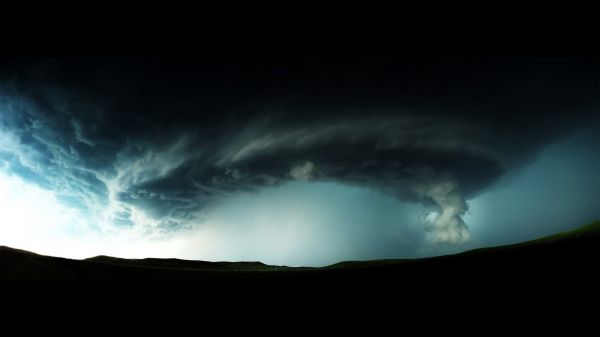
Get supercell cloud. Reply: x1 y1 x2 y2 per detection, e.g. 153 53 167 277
0 58 597 261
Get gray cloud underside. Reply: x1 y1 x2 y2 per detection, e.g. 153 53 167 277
0 58 597 240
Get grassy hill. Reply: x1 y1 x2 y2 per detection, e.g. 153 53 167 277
2 221 599 281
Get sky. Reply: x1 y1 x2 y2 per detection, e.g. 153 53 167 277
0 58 598 266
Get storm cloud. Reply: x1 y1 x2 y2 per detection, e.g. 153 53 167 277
0 58 597 245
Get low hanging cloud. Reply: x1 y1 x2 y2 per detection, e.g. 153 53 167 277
414 174 469 243
0 58 597 244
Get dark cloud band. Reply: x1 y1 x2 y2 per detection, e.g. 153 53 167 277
0 58 597 240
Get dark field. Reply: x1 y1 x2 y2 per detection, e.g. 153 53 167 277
2 221 599 286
